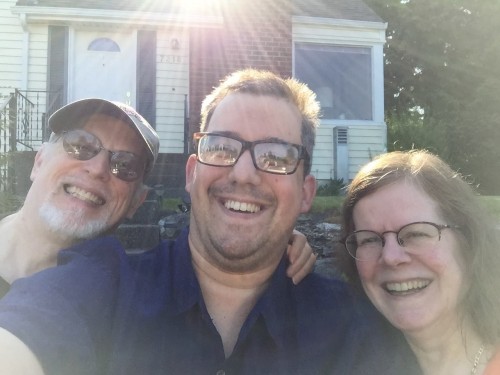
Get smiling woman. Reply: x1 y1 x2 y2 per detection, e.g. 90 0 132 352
338 149 500 375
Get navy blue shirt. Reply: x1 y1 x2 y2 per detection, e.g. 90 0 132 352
108 228 419 374
0 236 127 375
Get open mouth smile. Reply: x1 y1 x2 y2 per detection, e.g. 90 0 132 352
64 184 105 206
384 279 430 295
224 199 261 213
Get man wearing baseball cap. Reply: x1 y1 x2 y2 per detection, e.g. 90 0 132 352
0 98 159 292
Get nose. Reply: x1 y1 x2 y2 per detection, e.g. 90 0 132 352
228 149 261 185
82 150 111 181
380 233 411 266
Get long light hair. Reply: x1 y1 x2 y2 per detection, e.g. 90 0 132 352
339 150 500 346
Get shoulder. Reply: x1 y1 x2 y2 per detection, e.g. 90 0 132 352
116 229 194 313
127 228 190 277
57 235 128 270
293 273 357 311
292 274 420 374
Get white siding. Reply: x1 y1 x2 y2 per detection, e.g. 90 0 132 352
156 28 189 154
0 2 48 152
27 24 48 92
310 125 334 180
0 0 24 97
346 124 386 179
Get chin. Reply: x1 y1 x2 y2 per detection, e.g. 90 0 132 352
40 203 109 240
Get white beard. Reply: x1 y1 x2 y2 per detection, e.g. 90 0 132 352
39 201 111 241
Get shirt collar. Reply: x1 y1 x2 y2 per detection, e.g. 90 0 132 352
170 230 297 349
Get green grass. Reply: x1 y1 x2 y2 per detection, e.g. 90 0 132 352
310 196 344 214
161 198 186 212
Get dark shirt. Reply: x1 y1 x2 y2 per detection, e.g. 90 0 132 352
108 228 419 375
0 236 127 375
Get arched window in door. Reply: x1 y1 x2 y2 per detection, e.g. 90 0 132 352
88 37 120 52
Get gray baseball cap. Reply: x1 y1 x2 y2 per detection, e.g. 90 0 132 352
48 98 159 176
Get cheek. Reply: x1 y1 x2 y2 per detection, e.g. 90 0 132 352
355 260 376 282
111 183 139 211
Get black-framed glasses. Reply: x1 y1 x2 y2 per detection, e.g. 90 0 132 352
194 132 309 175
60 129 145 182
341 221 460 262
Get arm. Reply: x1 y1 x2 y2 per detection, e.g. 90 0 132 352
286 229 317 285
0 236 127 375
0 327 44 374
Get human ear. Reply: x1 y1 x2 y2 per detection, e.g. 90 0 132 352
30 144 47 182
300 174 317 213
185 154 198 194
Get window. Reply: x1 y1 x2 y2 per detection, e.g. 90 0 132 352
295 43 372 120
88 38 120 52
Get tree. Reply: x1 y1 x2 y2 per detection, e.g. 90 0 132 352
365 0 500 194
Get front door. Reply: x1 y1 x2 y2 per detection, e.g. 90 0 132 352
71 30 136 105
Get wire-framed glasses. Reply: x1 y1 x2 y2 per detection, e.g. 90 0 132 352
342 221 460 262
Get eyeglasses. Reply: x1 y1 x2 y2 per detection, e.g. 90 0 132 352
193 132 309 175
60 129 144 182
342 221 460 262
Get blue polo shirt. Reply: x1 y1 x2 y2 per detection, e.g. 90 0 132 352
108 228 419 374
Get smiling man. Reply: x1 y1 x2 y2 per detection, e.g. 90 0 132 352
106 69 419 374
0 99 157 291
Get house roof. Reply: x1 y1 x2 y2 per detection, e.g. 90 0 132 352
16 0 383 23
14 0 217 15
292 0 383 22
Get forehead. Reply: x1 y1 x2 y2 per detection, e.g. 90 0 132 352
208 93 302 142
80 113 146 155
354 181 442 227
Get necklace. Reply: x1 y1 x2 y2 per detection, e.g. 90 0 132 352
471 344 485 375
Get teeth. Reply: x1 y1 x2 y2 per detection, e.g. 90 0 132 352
65 185 104 205
224 200 261 213
386 280 430 293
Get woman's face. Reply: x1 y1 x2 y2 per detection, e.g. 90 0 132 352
353 180 466 337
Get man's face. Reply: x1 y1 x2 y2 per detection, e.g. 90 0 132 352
186 93 316 272
29 114 147 240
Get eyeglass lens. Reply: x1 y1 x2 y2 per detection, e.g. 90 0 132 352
61 129 143 182
345 222 444 261
196 133 303 175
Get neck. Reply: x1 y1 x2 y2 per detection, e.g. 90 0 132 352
405 322 489 375
0 209 76 283
189 237 276 358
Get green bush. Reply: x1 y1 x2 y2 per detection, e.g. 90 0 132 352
316 178 345 197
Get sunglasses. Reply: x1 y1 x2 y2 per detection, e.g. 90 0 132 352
60 129 145 182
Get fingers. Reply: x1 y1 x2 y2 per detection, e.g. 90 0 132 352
291 251 317 285
286 229 317 285
287 229 307 264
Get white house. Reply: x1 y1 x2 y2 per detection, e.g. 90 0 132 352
0 0 387 196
